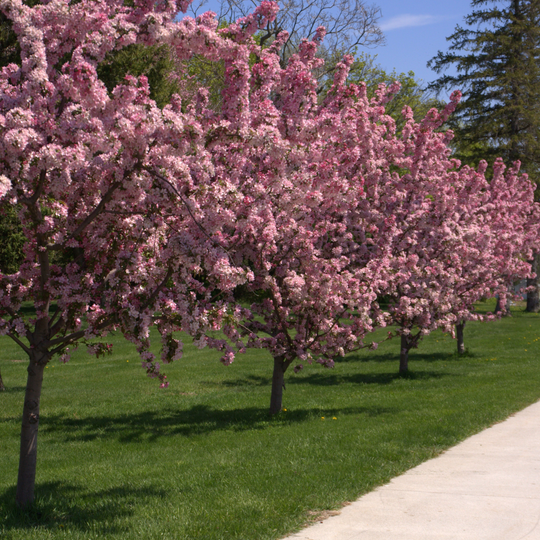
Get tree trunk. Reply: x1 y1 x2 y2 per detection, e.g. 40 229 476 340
16 351 47 508
456 321 466 355
0 368 5 391
269 355 291 415
495 294 511 315
399 334 411 375
526 253 539 313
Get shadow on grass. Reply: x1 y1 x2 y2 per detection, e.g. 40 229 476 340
0 385 26 394
340 351 469 364
417 350 481 362
40 404 395 444
219 370 449 389
220 374 270 387
198 374 271 389
289 369 451 387
0 481 167 536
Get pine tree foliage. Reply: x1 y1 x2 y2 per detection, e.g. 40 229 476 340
428 0 540 184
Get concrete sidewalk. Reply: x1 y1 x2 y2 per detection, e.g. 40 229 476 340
283 400 540 540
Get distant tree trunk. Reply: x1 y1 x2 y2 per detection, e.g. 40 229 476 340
0 367 5 391
399 334 411 375
269 355 292 415
16 350 47 508
526 253 539 313
495 293 511 315
456 321 466 355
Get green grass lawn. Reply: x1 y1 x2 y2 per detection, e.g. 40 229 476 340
1 301 540 539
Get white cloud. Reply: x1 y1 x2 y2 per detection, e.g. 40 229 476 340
379 14 440 32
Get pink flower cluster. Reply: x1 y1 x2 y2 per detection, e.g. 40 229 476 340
0 0 538 385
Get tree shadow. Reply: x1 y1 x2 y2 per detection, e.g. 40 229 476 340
0 415 20 425
39 403 395 444
290 372 397 386
0 385 26 394
289 369 451 388
0 481 167 535
210 374 270 388
199 375 272 388
340 350 465 364
412 348 482 362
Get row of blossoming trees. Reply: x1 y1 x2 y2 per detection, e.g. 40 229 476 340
0 0 539 507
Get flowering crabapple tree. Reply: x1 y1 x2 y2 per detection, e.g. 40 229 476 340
356 95 540 371
0 0 279 507
449 158 540 354
375 96 488 372
328 89 467 374
197 36 538 410
197 48 424 415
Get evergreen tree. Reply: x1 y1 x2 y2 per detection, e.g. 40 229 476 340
428 0 540 179
428 0 540 312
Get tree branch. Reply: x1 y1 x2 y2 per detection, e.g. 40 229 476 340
145 167 229 252
7 333 31 355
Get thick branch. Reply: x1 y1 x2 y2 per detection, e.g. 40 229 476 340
19 170 47 207
140 267 174 312
64 181 122 244
7 333 31 355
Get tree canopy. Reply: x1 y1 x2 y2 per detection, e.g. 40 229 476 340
190 0 384 87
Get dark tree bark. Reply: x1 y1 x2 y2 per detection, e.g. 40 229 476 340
456 321 466 354
526 253 539 312
16 350 47 508
269 355 292 415
399 334 411 375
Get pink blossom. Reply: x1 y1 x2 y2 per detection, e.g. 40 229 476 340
0 175 11 198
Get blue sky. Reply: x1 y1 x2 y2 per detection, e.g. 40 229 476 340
373 0 473 95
